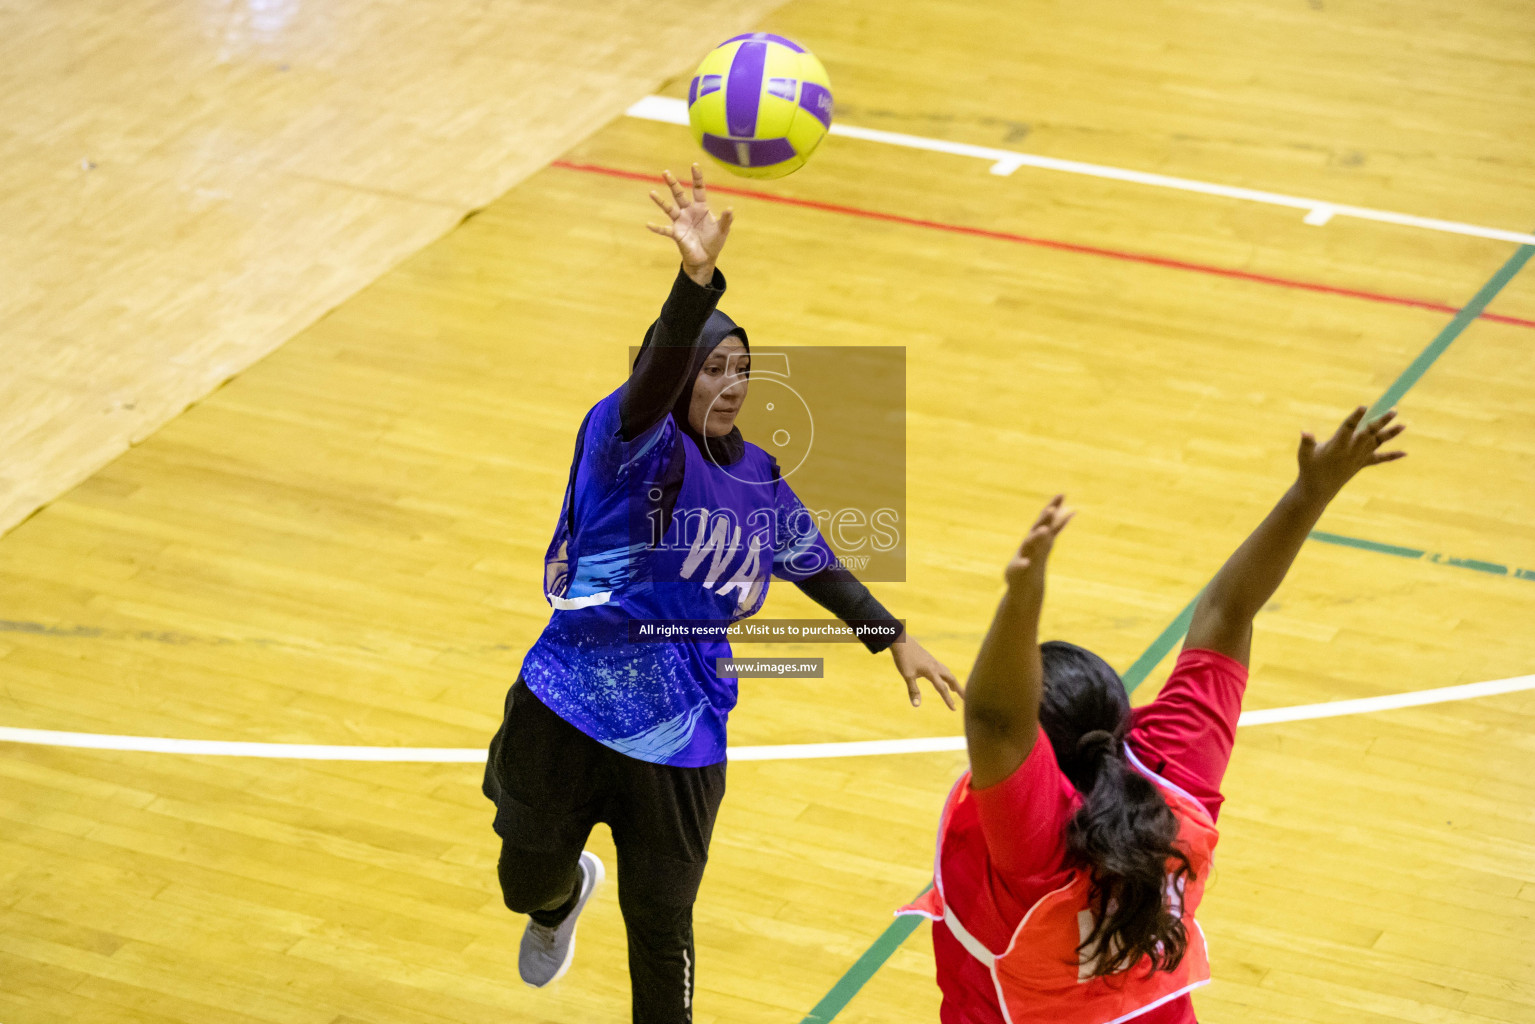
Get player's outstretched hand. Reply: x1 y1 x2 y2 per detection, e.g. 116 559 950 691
1003 494 1074 592
889 633 964 710
1297 406 1407 503
646 164 734 286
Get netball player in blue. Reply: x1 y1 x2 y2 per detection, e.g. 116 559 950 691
483 165 960 1022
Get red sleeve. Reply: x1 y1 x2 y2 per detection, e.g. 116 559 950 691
971 735 1080 887
1127 647 1249 823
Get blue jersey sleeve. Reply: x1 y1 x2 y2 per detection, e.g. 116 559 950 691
771 473 904 653
770 475 839 582
581 385 676 486
546 387 675 605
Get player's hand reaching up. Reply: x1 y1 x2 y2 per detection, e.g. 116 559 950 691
647 164 734 287
1004 494 1075 594
1297 406 1407 504
1185 405 1409 666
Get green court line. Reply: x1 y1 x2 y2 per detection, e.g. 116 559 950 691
1307 531 1424 559
1367 244 1535 418
800 890 931 1024
1428 553 1508 576
798 241 1535 1022
1120 595 1202 693
1310 530 1535 580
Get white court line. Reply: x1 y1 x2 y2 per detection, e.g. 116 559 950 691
0 674 1529 763
0 730 486 762
1234 673 1535 726
626 95 1535 247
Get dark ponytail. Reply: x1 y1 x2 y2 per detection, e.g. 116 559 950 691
1039 642 1193 978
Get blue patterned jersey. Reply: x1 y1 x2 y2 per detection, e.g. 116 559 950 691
520 384 836 766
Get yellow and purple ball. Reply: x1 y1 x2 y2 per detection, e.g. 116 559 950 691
686 34 833 180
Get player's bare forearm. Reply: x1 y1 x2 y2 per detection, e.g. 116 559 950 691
965 585 1043 728
964 586 1044 787
965 496 1072 788
1189 483 1326 655
1186 407 1407 665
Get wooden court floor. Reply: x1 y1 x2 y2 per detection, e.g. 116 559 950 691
3 0 1534 1022
0 0 785 537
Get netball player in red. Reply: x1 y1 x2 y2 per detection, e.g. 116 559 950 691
902 406 1406 1023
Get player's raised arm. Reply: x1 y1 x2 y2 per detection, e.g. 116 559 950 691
1184 406 1407 667
621 165 737 441
964 495 1074 788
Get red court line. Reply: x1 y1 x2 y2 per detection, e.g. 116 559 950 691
551 159 1535 331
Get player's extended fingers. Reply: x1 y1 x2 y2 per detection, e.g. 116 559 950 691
691 163 708 204
1367 409 1398 433
941 665 966 700
664 169 691 207
1031 495 1063 529
1371 449 1408 464
927 670 958 711
1375 422 1407 446
904 673 922 708
1339 405 1368 437
716 207 735 236
644 222 675 238
649 190 679 220
1357 409 1395 450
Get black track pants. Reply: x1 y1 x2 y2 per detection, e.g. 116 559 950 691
484 677 726 1024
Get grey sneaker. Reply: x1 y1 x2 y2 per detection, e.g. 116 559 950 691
519 850 604 988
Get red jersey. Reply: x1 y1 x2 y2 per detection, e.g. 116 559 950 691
913 648 1247 1024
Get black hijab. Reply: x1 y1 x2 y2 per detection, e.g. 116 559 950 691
633 308 750 466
